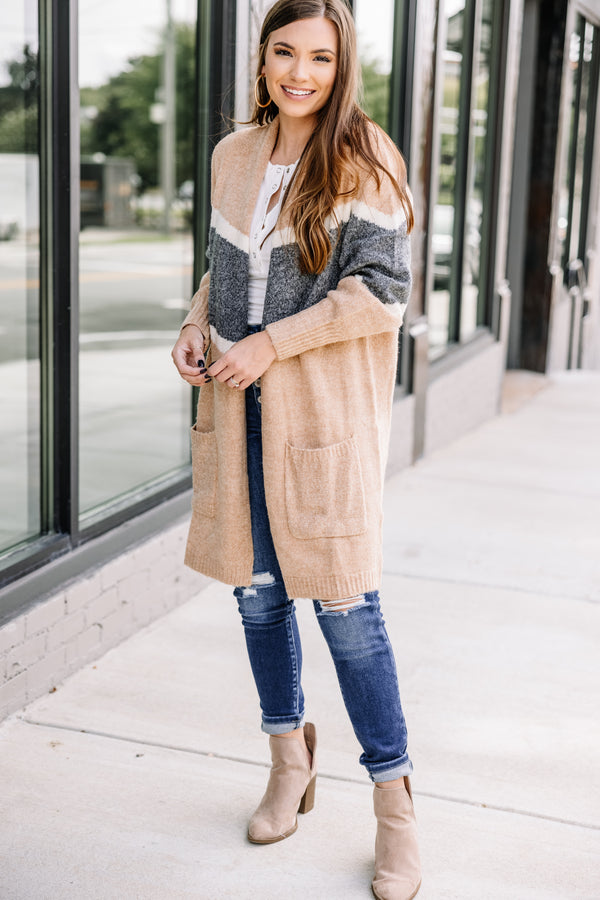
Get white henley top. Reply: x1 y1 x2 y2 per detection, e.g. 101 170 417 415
248 159 298 325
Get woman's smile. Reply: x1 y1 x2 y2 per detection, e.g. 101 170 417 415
281 86 316 98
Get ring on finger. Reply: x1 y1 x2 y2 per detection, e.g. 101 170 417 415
229 377 240 388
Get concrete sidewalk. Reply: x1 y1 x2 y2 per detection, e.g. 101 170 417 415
1 371 599 900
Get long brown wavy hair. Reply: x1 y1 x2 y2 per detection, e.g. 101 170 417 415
251 0 414 274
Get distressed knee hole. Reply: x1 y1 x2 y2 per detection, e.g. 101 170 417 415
317 594 367 614
251 571 276 587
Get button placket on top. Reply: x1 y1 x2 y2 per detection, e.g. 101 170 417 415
250 162 297 272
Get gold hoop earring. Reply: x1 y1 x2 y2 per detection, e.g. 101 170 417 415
254 75 271 109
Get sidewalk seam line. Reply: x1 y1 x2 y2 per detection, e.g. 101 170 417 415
18 716 600 833
380 569 599 605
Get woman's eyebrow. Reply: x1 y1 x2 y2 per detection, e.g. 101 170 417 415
273 40 336 55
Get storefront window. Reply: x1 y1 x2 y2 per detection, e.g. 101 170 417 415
78 0 197 518
0 3 40 552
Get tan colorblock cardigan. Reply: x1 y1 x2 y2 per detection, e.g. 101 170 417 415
181 119 411 600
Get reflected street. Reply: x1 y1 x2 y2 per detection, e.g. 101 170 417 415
0 231 194 363
0 230 196 530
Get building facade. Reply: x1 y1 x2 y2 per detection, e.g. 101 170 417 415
1 0 599 719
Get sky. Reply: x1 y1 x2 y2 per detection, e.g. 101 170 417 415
0 0 196 88
1 0 400 89
78 0 197 87
355 0 396 72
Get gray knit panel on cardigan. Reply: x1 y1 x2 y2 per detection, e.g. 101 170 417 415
207 212 411 344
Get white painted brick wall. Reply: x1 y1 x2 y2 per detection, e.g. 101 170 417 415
0 619 25 655
0 518 207 724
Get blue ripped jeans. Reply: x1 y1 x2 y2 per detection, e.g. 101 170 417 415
233 355 412 783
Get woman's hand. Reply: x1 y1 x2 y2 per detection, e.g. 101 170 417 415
208 330 276 390
171 324 211 386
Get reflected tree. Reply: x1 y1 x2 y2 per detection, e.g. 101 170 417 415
0 44 39 152
80 23 196 191
361 56 390 132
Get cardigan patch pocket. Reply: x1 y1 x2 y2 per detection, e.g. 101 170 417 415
190 426 217 518
285 436 367 540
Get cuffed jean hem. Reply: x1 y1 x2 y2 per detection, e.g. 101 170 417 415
366 756 414 783
261 715 305 735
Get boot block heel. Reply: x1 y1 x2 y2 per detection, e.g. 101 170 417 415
298 773 316 814
248 723 318 844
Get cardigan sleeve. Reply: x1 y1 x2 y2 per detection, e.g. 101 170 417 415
265 139 412 361
180 270 210 350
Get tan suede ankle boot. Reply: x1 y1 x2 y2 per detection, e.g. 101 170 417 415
247 722 317 844
372 777 421 900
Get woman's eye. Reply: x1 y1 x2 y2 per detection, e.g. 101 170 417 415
315 55 332 63
274 48 292 57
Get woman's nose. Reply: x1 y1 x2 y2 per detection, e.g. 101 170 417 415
289 56 308 81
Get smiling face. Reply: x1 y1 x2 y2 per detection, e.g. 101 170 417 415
261 17 339 125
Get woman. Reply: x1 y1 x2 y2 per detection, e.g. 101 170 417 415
172 2 420 897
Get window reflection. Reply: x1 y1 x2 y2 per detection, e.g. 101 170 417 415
568 20 594 267
78 0 197 518
0 5 40 552
558 27 582 269
428 0 465 358
558 17 597 275
354 0 395 131
461 0 491 342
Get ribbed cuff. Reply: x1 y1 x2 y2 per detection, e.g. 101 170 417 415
266 319 340 360
180 308 209 344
